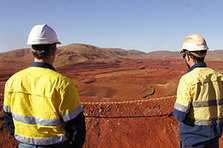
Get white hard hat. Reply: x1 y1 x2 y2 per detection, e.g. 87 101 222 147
27 24 61 45
181 34 208 53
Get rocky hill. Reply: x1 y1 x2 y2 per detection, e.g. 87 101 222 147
55 44 146 67
0 44 147 68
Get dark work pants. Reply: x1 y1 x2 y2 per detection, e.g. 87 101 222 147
180 138 219 148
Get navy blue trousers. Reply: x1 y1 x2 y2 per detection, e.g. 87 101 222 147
180 138 219 148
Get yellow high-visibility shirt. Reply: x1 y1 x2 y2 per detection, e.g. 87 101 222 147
3 65 82 145
174 67 223 125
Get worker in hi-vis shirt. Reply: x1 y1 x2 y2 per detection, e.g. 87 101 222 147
173 34 223 148
3 24 86 148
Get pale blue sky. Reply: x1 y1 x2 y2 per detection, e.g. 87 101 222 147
0 0 223 52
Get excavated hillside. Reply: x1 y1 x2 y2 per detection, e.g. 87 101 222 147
1 45 223 147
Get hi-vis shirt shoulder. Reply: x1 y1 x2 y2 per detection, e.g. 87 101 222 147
3 67 83 145
174 67 223 125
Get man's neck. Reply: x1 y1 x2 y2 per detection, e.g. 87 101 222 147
189 62 195 68
189 61 206 68
34 58 53 65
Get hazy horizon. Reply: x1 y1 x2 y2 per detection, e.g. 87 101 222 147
1 42 223 55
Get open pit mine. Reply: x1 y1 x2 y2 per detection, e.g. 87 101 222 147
1 44 223 148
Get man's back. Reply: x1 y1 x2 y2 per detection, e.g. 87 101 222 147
174 66 223 145
4 65 82 145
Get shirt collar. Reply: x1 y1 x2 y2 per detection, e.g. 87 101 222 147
31 62 56 71
188 62 207 72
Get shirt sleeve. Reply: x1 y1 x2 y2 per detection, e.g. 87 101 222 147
59 78 83 122
3 80 14 135
3 80 11 113
173 76 193 122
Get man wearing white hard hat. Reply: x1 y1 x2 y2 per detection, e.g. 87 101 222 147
3 24 86 148
173 34 223 148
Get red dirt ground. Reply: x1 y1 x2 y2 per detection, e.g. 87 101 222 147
1 51 223 147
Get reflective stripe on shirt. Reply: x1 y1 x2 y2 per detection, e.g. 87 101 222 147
63 105 83 122
3 105 11 113
12 113 62 126
15 134 67 145
194 119 223 126
174 103 189 113
192 99 223 107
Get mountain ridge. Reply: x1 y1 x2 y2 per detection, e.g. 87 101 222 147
0 44 223 69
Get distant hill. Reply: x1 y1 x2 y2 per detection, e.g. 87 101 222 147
146 50 223 61
0 48 31 62
146 51 179 59
206 50 223 61
0 44 147 69
0 48 32 72
56 44 146 67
